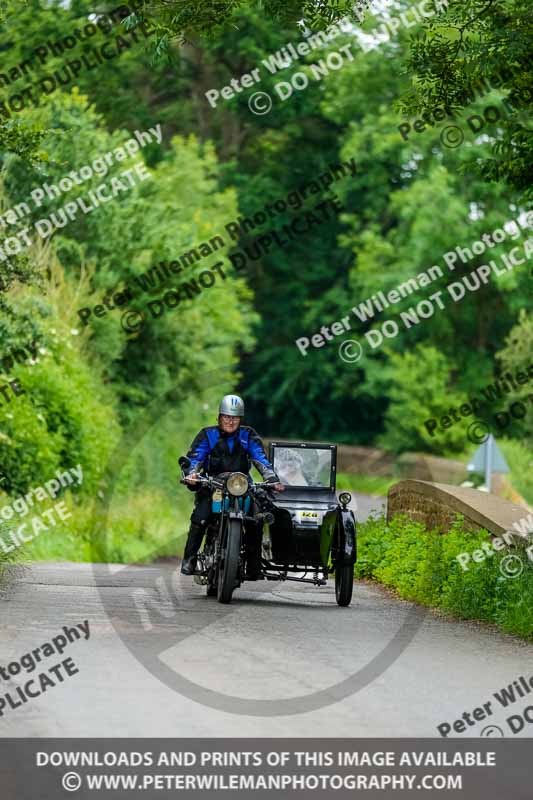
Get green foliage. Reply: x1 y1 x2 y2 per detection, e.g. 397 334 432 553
19 488 187 564
216 7 530 446
0 120 46 163
136 0 365 40
398 0 533 200
0 518 19 574
1 2 529 458
378 345 467 454
0 295 121 497
135 0 533 207
2 89 257 403
356 513 533 639
336 472 396 496
497 310 533 443
498 438 533 506
0 0 529 577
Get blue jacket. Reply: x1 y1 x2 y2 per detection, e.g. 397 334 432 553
185 425 277 479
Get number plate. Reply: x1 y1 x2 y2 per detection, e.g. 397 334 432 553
296 510 321 525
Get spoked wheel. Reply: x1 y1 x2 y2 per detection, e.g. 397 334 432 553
217 518 242 604
335 563 354 607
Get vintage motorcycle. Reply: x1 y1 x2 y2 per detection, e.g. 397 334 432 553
179 457 276 603
179 440 357 606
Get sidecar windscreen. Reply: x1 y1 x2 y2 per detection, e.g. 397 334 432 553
269 442 336 491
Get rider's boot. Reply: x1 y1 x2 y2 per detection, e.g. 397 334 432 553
181 523 204 575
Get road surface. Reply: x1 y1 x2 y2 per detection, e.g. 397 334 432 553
0 492 531 737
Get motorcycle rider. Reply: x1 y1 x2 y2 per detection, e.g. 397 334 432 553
180 394 284 576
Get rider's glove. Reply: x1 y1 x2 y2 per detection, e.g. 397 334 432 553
183 469 202 492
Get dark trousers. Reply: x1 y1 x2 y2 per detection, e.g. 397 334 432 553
190 489 213 527
186 489 262 568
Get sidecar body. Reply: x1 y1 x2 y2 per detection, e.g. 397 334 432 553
262 441 357 597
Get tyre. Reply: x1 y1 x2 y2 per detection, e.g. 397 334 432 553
335 563 353 607
206 564 217 596
204 529 217 596
217 518 242 604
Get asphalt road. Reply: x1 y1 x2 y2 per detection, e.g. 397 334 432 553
1 492 531 738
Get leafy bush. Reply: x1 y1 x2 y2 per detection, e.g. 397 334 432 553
0 316 120 497
498 438 533 506
378 346 468 454
18 488 190 565
497 310 533 444
356 514 533 640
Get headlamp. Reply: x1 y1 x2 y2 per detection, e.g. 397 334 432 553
226 472 249 497
339 492 352 506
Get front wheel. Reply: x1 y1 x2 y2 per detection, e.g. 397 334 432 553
217 518 242 604
335 563 353 607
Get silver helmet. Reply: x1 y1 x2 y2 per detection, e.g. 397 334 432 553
219 394 245 417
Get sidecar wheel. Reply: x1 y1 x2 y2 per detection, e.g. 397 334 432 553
335 564 353 607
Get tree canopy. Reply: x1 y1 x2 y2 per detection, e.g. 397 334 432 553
0 0 531 514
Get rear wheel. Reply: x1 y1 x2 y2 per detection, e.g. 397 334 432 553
217 518 242 604
335 563 353 607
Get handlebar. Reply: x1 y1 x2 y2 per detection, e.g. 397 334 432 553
180 475 280 493
252 480 277 490
180 476 223 489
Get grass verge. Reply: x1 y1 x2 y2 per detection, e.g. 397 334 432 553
355 513 533 641
0 484 193 567
336 472 397 496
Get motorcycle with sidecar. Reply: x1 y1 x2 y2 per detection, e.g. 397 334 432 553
179 440 356 606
